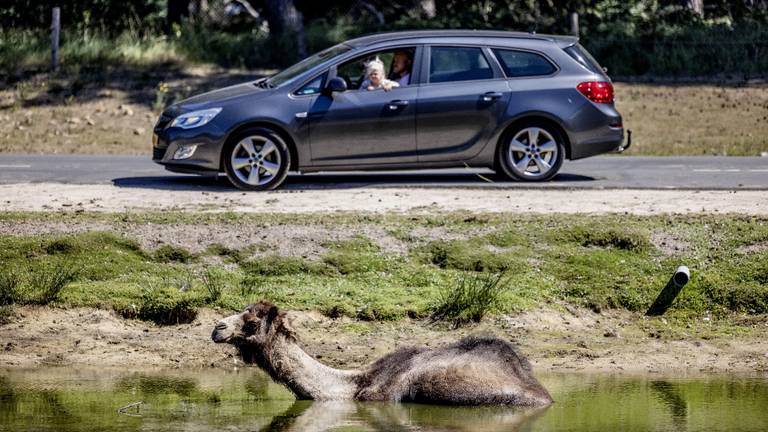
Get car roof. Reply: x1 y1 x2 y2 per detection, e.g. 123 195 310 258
344 29 578 49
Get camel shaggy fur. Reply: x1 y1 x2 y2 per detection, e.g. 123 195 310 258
212 301 552 406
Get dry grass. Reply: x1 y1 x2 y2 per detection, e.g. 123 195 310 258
614 83 768 156
0 77 766 156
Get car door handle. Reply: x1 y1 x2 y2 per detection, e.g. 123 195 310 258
387 100 409 110
482 92 503 102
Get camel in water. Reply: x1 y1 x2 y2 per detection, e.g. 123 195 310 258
211 301 552 406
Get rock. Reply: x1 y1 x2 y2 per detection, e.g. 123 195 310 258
761 152 768 158
603 328 618 338
85 116 96 126
67 117 80 125
133 127 145 136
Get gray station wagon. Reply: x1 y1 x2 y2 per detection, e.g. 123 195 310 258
152 30 626 190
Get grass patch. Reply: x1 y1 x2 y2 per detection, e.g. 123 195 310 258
561 226 650 252
136 287 198 325
419 240 522 272
241 255 336 277
154 245 193 263
0 267 22 305
0 213 765 322
431 272 511 327
26 263 79 305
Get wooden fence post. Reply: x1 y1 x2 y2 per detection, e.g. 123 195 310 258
570 12 579 37
51 7 60 71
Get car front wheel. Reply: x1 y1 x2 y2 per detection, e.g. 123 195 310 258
223 127 290 191
498 122 565 182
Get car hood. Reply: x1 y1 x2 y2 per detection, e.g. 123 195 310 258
170 81 274 113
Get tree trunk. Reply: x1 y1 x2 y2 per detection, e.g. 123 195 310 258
265 0 306 58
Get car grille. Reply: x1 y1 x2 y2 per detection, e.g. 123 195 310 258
153 147 167 161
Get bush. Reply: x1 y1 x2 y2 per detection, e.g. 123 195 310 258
431 271 511 326
0 268 21 306
242 255 336 277
207 243 246 263
27 263 78 304
200 268 225 303
423 241 515 272
44 237 80 255
323 303 355 319
154 245 193 263
137 287 198 325
565 227 650 252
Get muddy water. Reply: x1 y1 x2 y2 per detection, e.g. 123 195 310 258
1 368 766 431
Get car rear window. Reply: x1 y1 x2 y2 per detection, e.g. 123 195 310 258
564 43 605 75
492 49 556 77
429 47 493 83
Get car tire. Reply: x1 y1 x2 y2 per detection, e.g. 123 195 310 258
497 121 565 182
223 127 291 191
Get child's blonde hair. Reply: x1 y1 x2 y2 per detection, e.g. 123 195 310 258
365 57 386 77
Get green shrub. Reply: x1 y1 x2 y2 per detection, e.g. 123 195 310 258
200 268 225 303
564 227 650 252
431 271 511 326
323 303 355 319
242 255 336 277
154 245 193 263
26 263 78 305
0 268 21 305
423 241 515 272
44 237 80 255
206 243 246 263
137 287 198 325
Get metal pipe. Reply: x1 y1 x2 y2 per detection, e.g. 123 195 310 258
646 266 690 316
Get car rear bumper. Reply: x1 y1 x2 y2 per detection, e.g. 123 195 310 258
570 131 624 159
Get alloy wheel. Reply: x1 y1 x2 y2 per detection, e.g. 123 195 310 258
506 127 559 179
230 136 283 186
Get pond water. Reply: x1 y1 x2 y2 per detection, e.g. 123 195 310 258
1 367 767 431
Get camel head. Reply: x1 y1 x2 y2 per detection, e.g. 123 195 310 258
211 300 293 348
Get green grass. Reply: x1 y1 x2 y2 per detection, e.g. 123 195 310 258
431 271 512 326
0 213 766 324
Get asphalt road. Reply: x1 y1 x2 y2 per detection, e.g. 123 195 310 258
0 154 766 190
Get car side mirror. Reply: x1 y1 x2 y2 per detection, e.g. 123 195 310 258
325 77 347 94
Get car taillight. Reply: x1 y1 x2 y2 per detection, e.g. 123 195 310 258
576 81 614 104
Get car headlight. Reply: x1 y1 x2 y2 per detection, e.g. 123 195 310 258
170 108 222 129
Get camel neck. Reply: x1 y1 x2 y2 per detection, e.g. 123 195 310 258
263 334 359 400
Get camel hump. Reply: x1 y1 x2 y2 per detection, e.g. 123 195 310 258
452 336 533 372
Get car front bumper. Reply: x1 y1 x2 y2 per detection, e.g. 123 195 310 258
151 115 226 174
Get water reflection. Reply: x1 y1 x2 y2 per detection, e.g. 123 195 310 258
0 368 766 432
650 380 688 429
260 400 548 432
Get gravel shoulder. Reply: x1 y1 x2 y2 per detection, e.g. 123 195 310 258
1 183 767 214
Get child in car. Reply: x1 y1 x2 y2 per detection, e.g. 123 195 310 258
360 58 399 91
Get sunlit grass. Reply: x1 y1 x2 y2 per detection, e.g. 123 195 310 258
0 212 766 324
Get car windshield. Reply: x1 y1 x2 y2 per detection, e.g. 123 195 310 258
265 44 352 88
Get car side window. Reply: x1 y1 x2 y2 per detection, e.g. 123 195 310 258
295 73 325 96
492 49 556 77
428 46 493 84
336 47 416 91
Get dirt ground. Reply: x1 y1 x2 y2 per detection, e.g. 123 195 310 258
1 305 766 375
1 183 767 215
